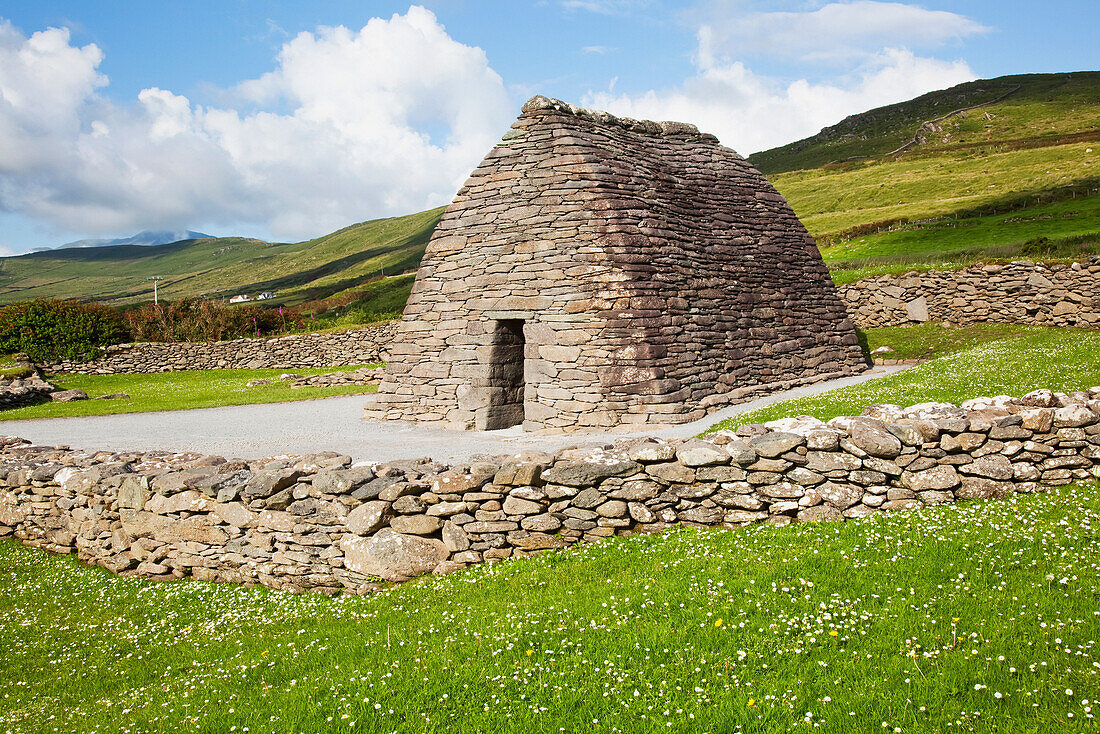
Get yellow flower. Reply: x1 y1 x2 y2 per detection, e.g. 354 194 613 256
526 649 534 656
715 619 724 628
747 698 756 707
952 617 960 623
829 630 839 638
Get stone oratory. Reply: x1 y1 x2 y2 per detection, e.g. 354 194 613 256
364 96 868 432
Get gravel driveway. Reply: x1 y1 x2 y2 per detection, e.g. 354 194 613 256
0 366 908 464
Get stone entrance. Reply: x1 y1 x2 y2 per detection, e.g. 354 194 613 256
481 318 526 430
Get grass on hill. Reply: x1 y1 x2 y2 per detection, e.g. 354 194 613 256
821 192 1100 281
0 366 381 421
1 482 1097 733
0 208 443 307
773 141 1097 239
748 71 1100 283
750 71 1100 175
707 324 1100 430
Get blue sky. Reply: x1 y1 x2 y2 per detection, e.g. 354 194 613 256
0 0 1096 252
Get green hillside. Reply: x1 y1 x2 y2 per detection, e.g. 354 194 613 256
748 71 1100 280
749 71 1100 175
0 208 443 307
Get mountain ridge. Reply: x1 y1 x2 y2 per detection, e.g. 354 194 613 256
40 229 214 252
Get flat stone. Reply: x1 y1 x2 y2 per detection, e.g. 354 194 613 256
625 438 676 463
521 513 562 532
674 440 729 467
426 501 468 517
506 531 568 550
1054 404 1097 428
723 440 758 465
628 502 656 523
749 432 805 458
541 459 641 487
957 454 1014 480
846 421 903 458
956 476 1013 500
805 451 862 472
212 501 256 528
645 462 695 484
50 389 89 402
340 528 447 582
502 495 543 515
145 490 217 515
313 467 375 494
596 500 628 518
243 469 301 499
818 482 863 509
678 505 724 524
389 514 442 535
901 464 960 491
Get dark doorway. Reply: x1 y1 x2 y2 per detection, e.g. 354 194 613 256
483 319 526 430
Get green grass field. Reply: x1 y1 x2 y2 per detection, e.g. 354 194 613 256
707 325 1100 431
0 366 380 421
2 483 1097 733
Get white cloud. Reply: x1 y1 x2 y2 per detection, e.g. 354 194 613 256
560 0 647 15
582 45 614 55
0 7 512 245
584 2 983 154
697 1 989 63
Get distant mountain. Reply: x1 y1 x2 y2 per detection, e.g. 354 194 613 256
43 229 214 251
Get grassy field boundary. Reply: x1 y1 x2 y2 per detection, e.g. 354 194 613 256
0 365 382 421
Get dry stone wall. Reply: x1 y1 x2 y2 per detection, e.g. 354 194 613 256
41 322 397 375
369 96 867 432
840 258 1100 329
4 387 1100 592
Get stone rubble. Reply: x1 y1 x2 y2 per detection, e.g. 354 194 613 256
0 374 59 410
4 386 1100 593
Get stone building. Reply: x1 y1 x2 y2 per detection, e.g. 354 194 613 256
364 96 868 432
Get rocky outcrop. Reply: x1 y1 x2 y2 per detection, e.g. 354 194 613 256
40 322 397 375
4 387 1100 592
0 375 57 410
840 258 1100 329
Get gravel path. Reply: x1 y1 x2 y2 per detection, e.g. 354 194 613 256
0 366 909 464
